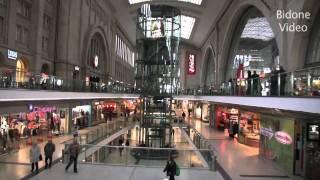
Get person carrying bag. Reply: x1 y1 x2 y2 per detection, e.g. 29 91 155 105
163 156 178 180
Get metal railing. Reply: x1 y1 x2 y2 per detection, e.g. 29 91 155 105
63 144 214 170
0 69 135 93
178 66 320 97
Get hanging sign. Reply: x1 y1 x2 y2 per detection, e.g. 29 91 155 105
260 127 274 139
8 49 18 60
187 52 196 75
275 131 292 145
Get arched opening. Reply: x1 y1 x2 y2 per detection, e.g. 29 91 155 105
226 7 279 96
41 63 50 74
202 48 215 89
16 58 27 83
86 33 106 71
85 32 107 90
306 10 320 66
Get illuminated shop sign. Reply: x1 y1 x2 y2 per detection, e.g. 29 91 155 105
275 131 292 145
75 66 80 71
260 127 273 139
8 49 18 60
187 52 196 75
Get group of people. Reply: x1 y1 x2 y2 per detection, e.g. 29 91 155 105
29 135 81 174
229 66 287 96
29 139 55 174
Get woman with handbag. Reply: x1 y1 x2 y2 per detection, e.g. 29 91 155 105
29 142 41 174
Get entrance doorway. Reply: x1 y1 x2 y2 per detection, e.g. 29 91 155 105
16 59 26 83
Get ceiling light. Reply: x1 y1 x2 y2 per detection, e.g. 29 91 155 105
181 15 195 39
240 17 275 41
129 0 202 5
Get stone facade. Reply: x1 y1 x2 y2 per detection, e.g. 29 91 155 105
0 0 134 85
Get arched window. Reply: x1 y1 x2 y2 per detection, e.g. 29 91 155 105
226 7 278 81
87 33 106 70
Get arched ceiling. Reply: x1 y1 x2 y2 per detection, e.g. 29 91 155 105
108 0 229 47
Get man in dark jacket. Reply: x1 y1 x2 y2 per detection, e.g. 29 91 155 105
163 156 177 180
65 139 80 173
44 139 55 169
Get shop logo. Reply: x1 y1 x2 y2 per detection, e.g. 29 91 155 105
275 131 292 145
187 52 196 75
260 127 274 139
8 49 18 60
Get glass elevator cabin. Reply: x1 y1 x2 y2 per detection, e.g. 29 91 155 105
135 4 181 149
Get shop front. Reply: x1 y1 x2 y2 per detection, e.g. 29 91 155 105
214 106 239 132
305 122 320 180
72 105 91 129
92 101 120 125
0 104 69 154
238 111 261 147
259 114 295 174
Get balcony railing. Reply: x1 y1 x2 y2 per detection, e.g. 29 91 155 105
178 66 320 97
0 69 135 93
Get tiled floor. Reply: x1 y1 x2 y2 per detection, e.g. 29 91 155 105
0 118 129 180
185 114 303 180
29 163 224 180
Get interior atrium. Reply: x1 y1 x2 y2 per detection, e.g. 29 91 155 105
0 0 319 180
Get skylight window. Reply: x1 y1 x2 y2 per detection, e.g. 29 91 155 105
181 15 195 39
240 17 274 41
129 0 202 5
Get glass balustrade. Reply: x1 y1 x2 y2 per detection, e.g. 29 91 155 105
0 69 135 93
63 144 214 169
178 66 320 97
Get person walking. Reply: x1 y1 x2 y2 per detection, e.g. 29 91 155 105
182 111 186 120
30 142 41 174
118 137 124 157
65 139 80 173
171 129 175 137
163 156 177 180
44 139 55 169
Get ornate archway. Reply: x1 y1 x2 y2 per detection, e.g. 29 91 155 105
225 7 279 82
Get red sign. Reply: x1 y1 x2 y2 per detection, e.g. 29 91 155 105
187 52 196 75
275 131 292 145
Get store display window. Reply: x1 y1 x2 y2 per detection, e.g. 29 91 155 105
238 112 260 147
72 105 91 129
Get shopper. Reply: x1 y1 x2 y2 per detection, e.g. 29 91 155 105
163 156 177 180
118 137 124 156
44 139 55 169
125 139 130 146
30 142 41 174
246 71 252 96
251 71 261 96
171 129 175 137
182 112 186 120
65 139 80 173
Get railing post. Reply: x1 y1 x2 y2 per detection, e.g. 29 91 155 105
307 71 311 95
277 73 281 96
290 72 294 96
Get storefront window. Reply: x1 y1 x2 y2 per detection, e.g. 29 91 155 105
238 111 260 147
259 114 295 174
72 105 91 128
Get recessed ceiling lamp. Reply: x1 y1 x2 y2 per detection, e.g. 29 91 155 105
129 0 202 5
